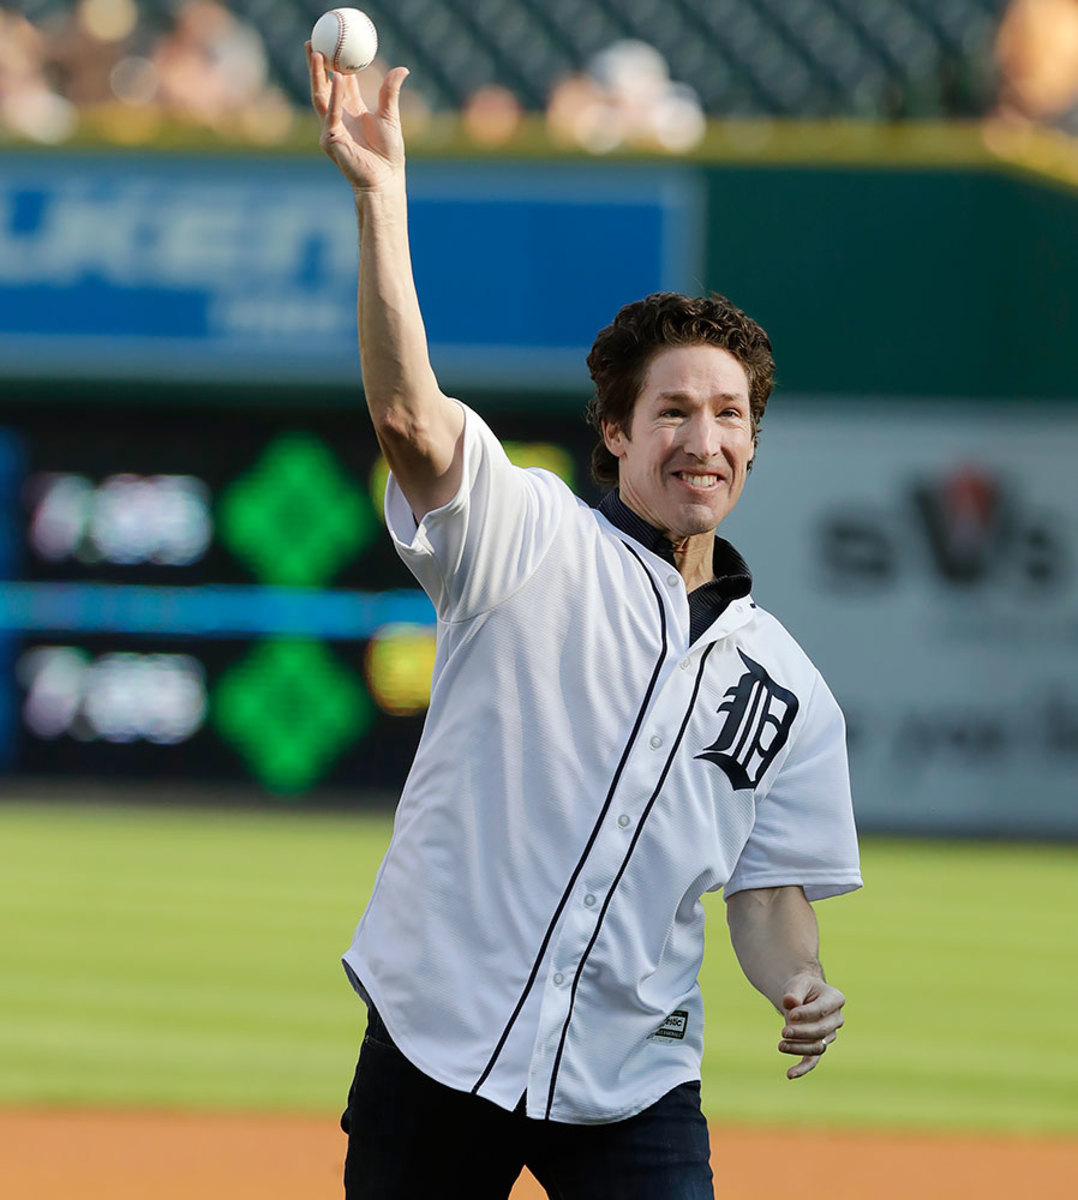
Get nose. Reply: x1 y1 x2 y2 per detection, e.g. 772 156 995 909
681 410 723 461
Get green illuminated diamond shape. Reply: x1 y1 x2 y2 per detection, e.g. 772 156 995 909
219 434 377 587
213 639 373 793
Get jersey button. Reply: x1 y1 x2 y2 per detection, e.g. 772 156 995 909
553 972 564 986
617 814 631 828
649 735 663 749
666 574 680 588
583 893 597 907
679 658 691 670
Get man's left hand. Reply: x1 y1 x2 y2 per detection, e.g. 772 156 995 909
778 973 846 1080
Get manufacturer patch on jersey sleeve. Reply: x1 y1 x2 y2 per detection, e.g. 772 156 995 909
650 1010 689 1041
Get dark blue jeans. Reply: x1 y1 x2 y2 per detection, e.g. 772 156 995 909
341 1007 714 1199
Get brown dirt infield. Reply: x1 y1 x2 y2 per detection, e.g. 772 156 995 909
2 1108 1074 1198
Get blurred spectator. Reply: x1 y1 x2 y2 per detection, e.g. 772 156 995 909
993 0 1078 133
148 0 293 139
546 40 705 155
547 71 611 152
48 0 138 107
0 7 78 143
0 0 294 144
152 0 264 121
463 83 522 147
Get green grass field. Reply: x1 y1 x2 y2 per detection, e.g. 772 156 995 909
1 801 1074 1136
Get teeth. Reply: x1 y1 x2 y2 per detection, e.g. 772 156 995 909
680 474 718 487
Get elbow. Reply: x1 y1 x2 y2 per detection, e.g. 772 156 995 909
726 884 781 912
373 400 442 456
373 403 421 447
726 884 806 926
371 394 463 485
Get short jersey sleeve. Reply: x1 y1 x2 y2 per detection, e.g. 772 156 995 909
724 673 862 903
384 403 572 623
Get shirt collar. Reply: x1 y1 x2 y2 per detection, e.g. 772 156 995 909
597 489 753 605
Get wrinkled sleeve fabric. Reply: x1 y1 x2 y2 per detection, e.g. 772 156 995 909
724 674 862 903
383 402 569 623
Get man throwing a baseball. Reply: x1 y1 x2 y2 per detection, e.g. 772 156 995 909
308 45 861 1200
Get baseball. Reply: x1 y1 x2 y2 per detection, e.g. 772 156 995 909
310 8 378 74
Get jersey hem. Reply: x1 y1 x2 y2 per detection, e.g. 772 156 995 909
341 956 510 1107
344 957 705 1126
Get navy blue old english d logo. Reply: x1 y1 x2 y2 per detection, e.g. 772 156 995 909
696 651 799 790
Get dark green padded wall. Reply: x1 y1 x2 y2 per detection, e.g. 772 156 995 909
704 166 1078 399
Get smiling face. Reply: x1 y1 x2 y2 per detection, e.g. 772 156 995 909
603 343 755 544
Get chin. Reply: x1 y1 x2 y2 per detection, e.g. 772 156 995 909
669 506 723 538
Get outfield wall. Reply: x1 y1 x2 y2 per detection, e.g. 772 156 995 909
2 144 1076 835
5 143 1078 397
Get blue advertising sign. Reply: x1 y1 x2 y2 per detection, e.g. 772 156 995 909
0 154 701 389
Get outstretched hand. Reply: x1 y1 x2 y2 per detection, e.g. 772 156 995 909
778 973 846 1080
307 42 409 193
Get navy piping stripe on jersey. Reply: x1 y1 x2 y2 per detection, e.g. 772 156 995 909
544 641 717 1120
470 543 668 1096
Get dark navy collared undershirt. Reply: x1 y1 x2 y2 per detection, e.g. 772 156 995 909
598 489 753 644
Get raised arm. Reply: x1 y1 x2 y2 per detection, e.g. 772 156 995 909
308 46 464 519
725 885 846 1080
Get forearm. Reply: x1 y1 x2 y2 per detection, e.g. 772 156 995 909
353 178 463 512
727 886 846 1078
355 180 444 434
308 49 462 511
725 885 823 1011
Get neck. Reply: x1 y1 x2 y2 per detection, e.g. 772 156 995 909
613 489 716 591
667 534 715 591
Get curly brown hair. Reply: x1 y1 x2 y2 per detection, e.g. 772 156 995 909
585 291 775 489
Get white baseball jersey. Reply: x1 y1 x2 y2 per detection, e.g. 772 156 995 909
343 403 861 1125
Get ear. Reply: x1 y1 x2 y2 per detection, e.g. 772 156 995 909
602 418 628 460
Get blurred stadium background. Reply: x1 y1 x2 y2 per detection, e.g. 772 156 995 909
1 0 1077 1195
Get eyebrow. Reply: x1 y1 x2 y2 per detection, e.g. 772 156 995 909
654 390 748 404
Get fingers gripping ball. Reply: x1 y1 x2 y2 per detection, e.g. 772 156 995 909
311 8 378 74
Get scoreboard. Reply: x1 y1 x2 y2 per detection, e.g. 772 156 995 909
0 399 598 798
